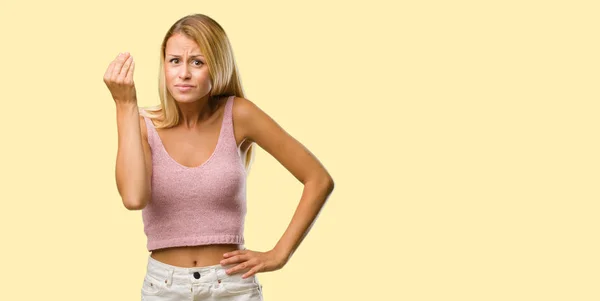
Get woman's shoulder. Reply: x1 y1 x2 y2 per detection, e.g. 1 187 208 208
230 96 261 145
137 106 165 137
230 96 262 122
138 105 161 117
137 106 152 120
139 106 165 124
137 107 154 137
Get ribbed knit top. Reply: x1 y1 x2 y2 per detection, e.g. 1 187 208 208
140 96 247 252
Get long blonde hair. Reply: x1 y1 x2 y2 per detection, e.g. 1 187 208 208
140 14 255 174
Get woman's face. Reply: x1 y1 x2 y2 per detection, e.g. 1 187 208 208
164 33 212 103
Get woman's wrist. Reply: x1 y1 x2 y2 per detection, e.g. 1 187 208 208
270 246 291 267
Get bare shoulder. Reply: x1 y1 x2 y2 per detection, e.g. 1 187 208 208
230 96 269 144
230 96 332 185
230 96 255 117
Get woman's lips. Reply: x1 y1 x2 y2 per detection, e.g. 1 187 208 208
175 85 194 92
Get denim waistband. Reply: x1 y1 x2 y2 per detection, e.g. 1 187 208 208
145 254 258 287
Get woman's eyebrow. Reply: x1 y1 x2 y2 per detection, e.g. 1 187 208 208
167 54 204 57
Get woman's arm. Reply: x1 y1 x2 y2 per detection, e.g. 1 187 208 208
271 173 334 262
222 97 334 276
114 104 152 210
105 52 152 210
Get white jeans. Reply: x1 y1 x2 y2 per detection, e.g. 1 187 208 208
141 254 264 301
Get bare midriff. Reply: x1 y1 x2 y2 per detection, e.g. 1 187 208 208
150 244 243 268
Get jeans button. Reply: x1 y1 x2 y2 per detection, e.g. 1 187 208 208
193 272 201 279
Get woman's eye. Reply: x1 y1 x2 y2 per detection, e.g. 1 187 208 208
168 58 202 66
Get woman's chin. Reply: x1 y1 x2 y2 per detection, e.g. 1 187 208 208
173 95 199 103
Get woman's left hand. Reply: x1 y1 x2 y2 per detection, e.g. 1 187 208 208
220 248 289 278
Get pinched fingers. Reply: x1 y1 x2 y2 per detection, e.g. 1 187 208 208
118 56 133 82
126 59 135 83
104 52 132 85
111 52 127 79
103 52 137 105
112 53 132 83
103 53 120 84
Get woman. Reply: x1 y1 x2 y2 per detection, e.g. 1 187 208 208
103 14 334 300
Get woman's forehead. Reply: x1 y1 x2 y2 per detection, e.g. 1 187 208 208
166 34 202 54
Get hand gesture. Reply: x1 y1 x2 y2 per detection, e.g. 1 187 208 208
103 52 137 105
220 248 289 279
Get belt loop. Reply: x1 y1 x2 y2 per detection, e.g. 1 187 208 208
165 269 174 287
214 268 222 284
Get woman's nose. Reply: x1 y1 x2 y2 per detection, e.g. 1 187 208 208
178 66 191 79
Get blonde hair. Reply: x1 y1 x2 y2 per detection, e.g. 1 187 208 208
141 13 255 174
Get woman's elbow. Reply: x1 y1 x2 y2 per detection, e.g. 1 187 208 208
122 196 148 210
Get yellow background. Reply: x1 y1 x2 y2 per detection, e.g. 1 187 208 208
0 0 598 300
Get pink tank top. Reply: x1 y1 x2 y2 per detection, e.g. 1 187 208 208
141 96 247 252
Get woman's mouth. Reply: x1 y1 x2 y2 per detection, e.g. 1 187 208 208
175 85 194 92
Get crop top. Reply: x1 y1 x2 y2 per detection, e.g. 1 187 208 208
140 95 247 252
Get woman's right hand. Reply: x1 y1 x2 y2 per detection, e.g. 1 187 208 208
103 52 137 106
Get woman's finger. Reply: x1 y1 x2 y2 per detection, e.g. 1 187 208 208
109 53 122 80
241 264 263 279
111 53 129 81
221 254 248 266
126 58 135 82
224 249 246 258
104 60 116 84
104 53 122 80
118 56 133 82
227 261 251 275
116 54 131 80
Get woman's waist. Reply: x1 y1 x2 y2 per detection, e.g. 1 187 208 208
150 244 243 268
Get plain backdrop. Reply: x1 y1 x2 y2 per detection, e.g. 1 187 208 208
0 1 598 300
